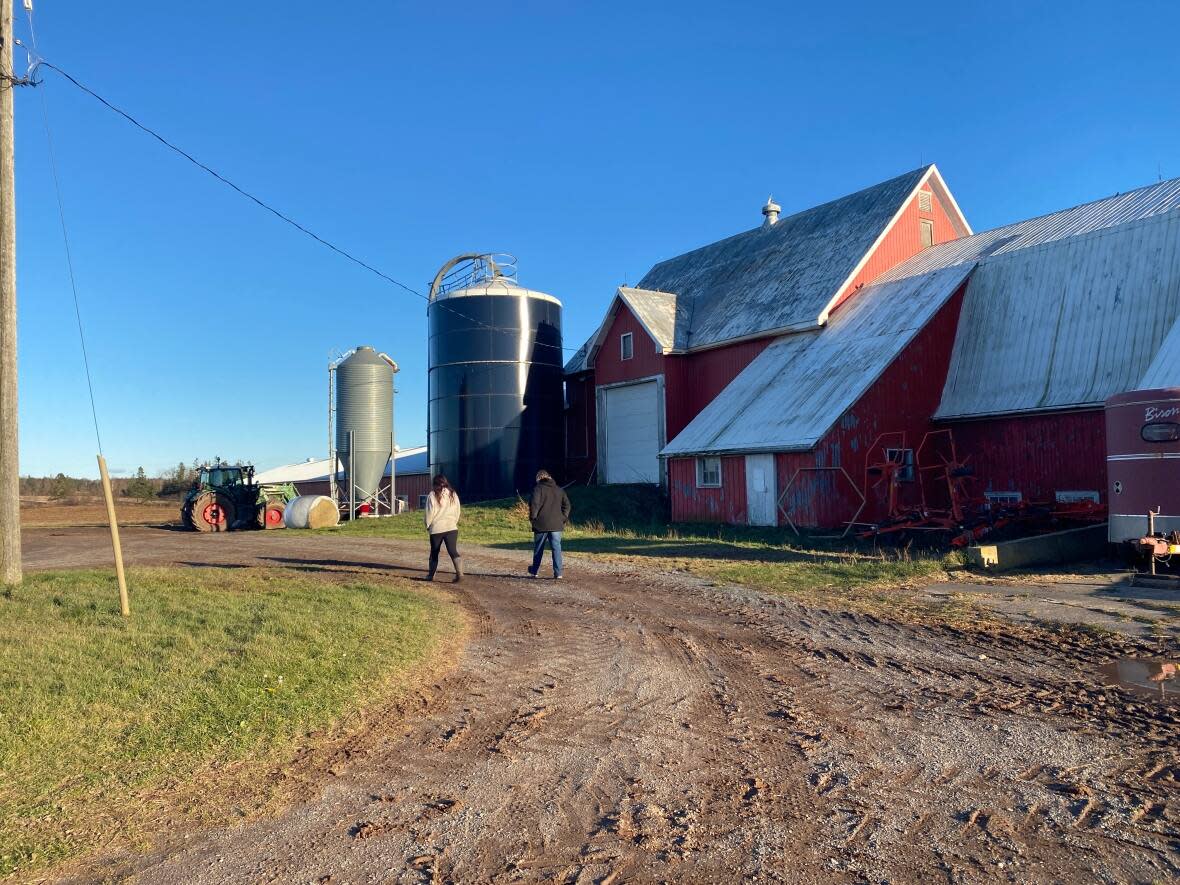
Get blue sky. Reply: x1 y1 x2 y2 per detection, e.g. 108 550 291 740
13 1 1180 477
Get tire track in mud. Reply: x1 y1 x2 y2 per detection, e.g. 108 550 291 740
33 528 1180 884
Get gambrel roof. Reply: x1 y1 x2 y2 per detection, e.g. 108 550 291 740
566 164 969 373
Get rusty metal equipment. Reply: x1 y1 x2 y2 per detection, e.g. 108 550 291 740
777 466 866 538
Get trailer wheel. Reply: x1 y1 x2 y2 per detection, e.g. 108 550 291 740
191 491 235 533
258 501 286 529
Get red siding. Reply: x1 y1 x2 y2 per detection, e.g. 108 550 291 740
594 305 665 386
945 411 1106 504
669 455 747 523
564 371 597 483
831 186 963 313
774 283 969 528
664 338 773 440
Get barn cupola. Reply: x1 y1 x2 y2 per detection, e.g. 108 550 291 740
761 195 781 228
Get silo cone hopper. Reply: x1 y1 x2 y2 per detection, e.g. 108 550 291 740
333 346 398 517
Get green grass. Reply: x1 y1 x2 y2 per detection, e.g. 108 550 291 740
330 487 959 605
0 567 458 877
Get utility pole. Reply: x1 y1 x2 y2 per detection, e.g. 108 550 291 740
0 0 20 586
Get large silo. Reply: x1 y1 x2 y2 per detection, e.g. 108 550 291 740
335 346 396 512
428 255 564 501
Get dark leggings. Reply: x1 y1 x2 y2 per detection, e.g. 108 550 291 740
429 530 459 571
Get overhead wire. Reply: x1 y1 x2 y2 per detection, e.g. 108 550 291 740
21 6 104 453
15 42 580 355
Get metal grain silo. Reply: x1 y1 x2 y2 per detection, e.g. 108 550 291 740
335 346 396 513
428 255 564 501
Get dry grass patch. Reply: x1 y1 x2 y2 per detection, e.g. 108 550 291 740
0 566 459 878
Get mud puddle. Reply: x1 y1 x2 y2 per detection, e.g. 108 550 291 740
1101 658 1180 702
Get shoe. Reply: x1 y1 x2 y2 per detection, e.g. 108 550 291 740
527 567 537 579
554 574 563 580
452 557 463 583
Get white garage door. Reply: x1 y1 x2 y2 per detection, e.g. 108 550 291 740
602 381 661 484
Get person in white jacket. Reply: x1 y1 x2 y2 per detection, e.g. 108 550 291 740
424 474 462 582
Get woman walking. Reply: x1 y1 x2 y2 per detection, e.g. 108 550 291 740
424 473 462 582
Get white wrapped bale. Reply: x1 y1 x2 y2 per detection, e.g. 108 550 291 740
283 495 341 529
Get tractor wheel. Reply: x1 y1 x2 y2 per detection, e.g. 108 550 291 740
191 491 235 533
257 501 286 529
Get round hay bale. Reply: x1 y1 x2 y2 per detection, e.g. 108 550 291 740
283 495 341 529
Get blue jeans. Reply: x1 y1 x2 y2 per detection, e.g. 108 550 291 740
530 531 563 577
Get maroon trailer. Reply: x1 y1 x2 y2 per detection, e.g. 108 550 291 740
1106 388 1180 546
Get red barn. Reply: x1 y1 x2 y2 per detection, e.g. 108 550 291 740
566 168 1180 527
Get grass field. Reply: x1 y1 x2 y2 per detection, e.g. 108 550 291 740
0 567 459 877
19 498 177 528
332 487 959 606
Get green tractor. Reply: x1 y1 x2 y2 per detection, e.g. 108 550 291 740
181 461 297 533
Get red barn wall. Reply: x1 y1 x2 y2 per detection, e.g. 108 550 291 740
668 455 748 523
831 186 963 313
593 305 665 386
294 473 432 510
775 283 969 528
664 338 774 441
944 411 1106 504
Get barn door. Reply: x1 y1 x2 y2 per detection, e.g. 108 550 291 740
745 454 777 526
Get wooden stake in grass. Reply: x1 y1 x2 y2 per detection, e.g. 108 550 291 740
97 454 129 616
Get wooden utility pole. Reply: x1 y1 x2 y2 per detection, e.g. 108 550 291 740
0 0 20 587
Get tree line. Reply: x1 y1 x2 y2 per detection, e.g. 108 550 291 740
20 459 239 502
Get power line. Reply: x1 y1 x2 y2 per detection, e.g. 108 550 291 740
18 45 580 355
22 7 103 453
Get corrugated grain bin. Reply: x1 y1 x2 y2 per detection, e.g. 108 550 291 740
1105 388 1180 543
283 495 341 530
428 269 564 502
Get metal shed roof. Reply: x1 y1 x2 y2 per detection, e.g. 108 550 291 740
934 207 1180 419
661 263 974 456
254 446 429 484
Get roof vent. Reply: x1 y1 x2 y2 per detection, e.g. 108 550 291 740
761 195 781 228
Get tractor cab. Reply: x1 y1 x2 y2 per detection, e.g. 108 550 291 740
197 465 252 489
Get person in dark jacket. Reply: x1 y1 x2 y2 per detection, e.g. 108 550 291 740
527 469 571 579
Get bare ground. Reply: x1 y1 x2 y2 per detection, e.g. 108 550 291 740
20 526 1180 884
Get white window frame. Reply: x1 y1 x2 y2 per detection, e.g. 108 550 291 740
918 189 932 212
984 490 1022 508
696 456 722 488
920 218 934 249
620 332 634 361
884 448 915 482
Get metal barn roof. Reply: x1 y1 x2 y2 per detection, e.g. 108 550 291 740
1139 317 1180 389
565 165 969 372
637 165 966 350
661 263 975 456
934 208 1180 419
254 446 429 484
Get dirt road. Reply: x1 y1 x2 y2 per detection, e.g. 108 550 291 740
26 527 1180 883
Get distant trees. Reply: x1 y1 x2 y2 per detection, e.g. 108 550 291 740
158 462 195 498
49 472 76 500
124 467 156 501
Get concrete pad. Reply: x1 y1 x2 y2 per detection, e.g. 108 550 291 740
966 524 1108 571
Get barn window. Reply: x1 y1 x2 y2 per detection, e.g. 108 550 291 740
1142 422 1180 443
620 332 634 361
920 219 934 249
918 189 932 212
418 494 428 510
696 456 722 488
985 490 1023 508
884 448 915 482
